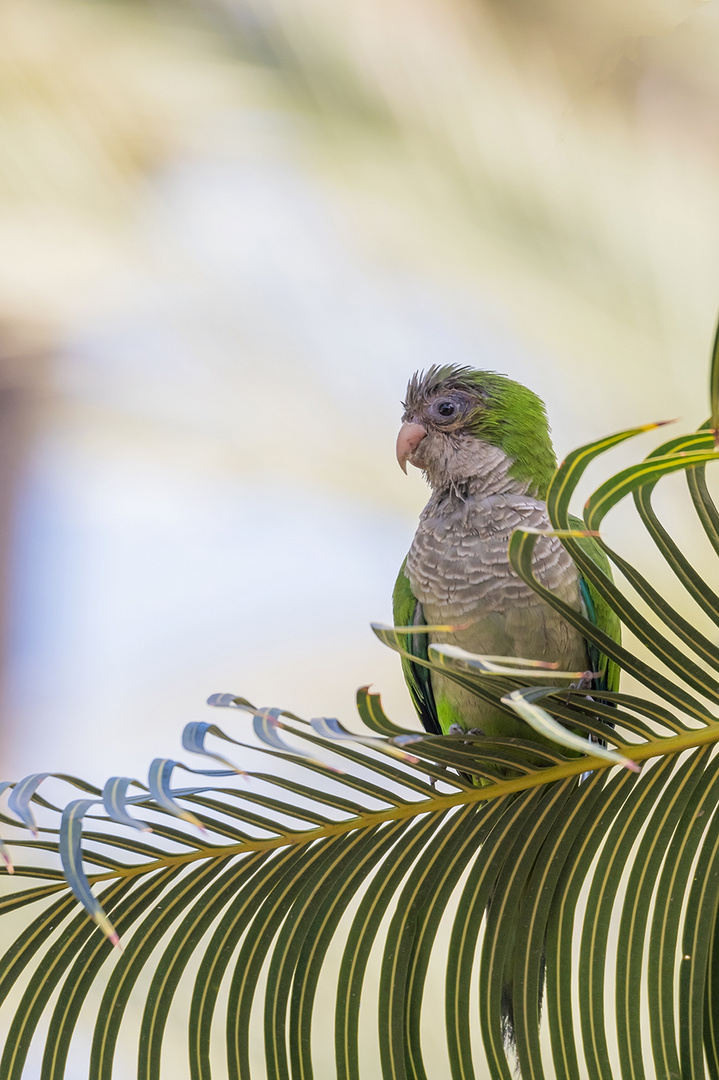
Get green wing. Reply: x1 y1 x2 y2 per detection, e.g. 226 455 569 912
392 559 441 734
569 515 621 693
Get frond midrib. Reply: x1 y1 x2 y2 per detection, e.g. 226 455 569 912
77 720 719 887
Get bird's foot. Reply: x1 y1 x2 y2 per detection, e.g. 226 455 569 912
447 724 484 739
569 671 595 692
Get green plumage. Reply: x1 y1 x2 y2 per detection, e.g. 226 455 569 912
392 558 440 735
466 372 557 499
569 517 621 695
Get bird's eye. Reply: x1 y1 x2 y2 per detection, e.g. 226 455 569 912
437 401 456 417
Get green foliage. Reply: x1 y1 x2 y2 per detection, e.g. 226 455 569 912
3 345 719 1077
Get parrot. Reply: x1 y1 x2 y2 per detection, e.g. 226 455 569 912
392 364 622 1052
393 363 620 741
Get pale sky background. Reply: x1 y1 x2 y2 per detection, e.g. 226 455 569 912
1 0 719 790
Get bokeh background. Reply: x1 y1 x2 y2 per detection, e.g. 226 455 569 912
2 0 719 784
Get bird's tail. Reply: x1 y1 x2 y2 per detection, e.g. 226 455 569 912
486 879 546 1065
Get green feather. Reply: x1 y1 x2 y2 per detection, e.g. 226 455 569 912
467 372 557 498
392 560 441 734
569 515 621 694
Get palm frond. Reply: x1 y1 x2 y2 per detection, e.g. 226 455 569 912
4 368 719 1078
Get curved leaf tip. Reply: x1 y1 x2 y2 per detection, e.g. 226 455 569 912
428 642 591 680
518 527 600 538
148 759 208 833
7 773 52 836
654 418 680 428
97 914 123 951
501 688 640 772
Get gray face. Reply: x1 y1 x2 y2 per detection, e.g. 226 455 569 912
398 385 488 488
401 387 478 433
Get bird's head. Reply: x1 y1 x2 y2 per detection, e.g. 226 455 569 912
396 365 557 498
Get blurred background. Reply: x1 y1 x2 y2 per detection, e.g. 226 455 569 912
1 0 719 783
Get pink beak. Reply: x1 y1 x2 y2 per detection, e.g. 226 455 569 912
396 422 427 473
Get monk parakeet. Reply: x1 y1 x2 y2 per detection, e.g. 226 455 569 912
393 364 620 739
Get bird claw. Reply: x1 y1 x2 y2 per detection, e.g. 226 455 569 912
569 671 595 692
447 724 484 740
